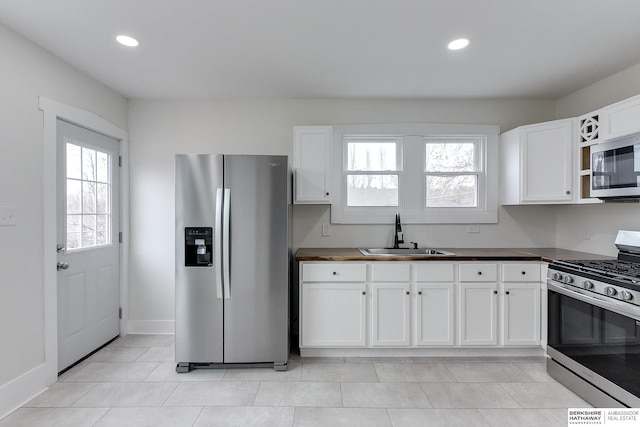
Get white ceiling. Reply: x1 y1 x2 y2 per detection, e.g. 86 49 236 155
2 0 640 100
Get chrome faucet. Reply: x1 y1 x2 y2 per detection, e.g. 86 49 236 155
393 213 404 249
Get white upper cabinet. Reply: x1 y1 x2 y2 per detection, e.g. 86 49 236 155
293 126 333 204
500 118 575 204
599 94 640 141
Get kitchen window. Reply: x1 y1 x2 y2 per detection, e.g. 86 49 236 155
345 137 402 207
331 124 498 224
424 136 482 208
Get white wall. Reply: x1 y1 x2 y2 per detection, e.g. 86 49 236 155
0 22 127 413
128 98 558 328
554 64 640 256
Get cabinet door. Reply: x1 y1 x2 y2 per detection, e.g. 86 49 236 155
371 283 410 346
502 283 541 346
459 283 498 345
600 95 640 140
521 120 574 203
416 284 454 346
293 126 332 204
301 282 366 347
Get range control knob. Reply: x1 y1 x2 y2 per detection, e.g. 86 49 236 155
605 287 618 297
621 290 633 301
582 281 595 290
553 272 563 281
563 275 574 284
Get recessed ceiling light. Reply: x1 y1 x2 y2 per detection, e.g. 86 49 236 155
448 38 469 50
116 35 139 47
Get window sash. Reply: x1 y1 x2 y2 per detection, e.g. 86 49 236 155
344 136 402 172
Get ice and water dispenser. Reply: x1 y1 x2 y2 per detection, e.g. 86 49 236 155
184 227 213 267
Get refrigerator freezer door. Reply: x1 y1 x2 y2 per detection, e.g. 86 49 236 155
175 154 224 363
223 155 289 364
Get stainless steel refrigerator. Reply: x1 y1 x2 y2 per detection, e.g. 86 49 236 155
175 154 289 372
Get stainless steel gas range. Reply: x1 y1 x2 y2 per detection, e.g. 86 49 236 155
547 230 640 408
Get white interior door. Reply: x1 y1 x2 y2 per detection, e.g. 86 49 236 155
56 119 120 372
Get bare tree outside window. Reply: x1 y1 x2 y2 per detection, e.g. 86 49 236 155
346 140 400 206
425 140 479 207
66 142 112 249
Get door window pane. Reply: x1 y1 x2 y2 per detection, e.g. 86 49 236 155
66 144 82 179
347 174 398 206
66 142 112 250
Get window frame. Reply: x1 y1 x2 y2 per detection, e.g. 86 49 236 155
423 135 485 210
343 135 403 211
330 123 499 224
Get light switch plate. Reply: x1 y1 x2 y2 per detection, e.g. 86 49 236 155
0 206 17 226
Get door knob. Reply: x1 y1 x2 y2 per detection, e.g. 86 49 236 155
57 262 69 271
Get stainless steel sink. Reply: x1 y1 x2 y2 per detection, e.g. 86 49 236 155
358 248 455 256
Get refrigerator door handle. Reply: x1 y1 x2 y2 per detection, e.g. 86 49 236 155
214 188 224 299
223 188 231 299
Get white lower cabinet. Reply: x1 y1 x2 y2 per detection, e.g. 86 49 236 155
459 282 499 345
371 283 410 346
300 263 367 347
415 263 455 346
301 282 367 347
371 263 411 346
502 283 541 345
299 260 542 352
501 263 542 346
416 283 455 345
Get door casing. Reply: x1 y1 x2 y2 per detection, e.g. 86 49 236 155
40 97 129 385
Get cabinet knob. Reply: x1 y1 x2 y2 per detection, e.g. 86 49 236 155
477 271 483 275
418 291 422 295
362 291 366 295
326 192 330 196
506 291 510 295
406 291 410 295
521 271 526 275
493 290 498 295
566 190 571 195
332 272 337 276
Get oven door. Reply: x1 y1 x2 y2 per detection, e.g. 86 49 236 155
547 281 640 407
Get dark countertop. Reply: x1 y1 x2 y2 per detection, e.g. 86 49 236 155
295 247 613 263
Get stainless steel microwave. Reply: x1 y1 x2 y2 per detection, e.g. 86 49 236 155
591 133 640 199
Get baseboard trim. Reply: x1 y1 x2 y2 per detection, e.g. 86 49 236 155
127 320 175 335
0 363 48 421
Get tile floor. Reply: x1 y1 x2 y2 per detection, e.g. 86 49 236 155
1 335 591 426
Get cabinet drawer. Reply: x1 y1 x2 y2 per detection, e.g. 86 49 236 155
502 263 541 282
459 264 497 282
302 263 366 282
371 264 410 282
416 263 455 282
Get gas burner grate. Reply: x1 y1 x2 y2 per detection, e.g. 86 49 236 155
559 259 640 284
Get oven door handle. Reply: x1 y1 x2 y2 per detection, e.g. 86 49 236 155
548 281 640 322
